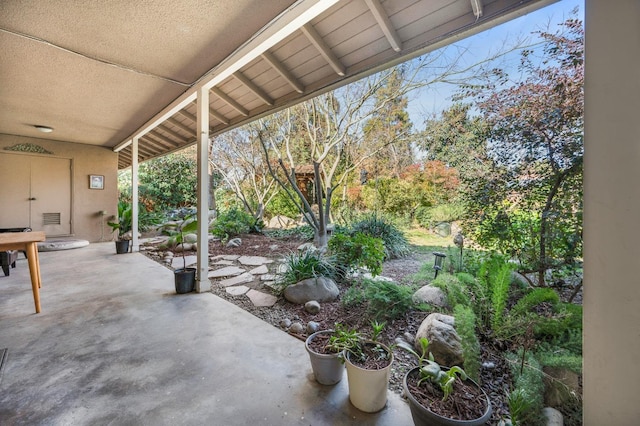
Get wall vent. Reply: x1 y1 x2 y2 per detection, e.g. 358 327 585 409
43 213 61 225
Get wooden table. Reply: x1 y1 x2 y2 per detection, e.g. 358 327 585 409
0 231 45 313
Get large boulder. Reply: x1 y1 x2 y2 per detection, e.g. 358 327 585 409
415 313 463 367
283 276 339 304
412 285 447 307
267 215 296 229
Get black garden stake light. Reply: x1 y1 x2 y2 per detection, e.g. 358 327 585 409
433 252 446 278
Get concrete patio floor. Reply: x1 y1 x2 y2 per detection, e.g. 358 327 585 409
0 242 413 425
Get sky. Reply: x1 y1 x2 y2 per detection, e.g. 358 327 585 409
407 0 584 130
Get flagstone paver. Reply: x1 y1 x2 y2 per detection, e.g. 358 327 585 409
248 265 269 275
218 273 254 287
260 274 276 281
171 255 198 269
210 254 240 261
237 255 273 266
212 260 235 266
208 266 245 278
226 285 250 296
246 289 278 307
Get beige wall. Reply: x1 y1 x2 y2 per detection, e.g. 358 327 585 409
584 0 640 423
0 134 119 242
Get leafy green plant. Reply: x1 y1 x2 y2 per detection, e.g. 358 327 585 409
511 288 560 317
328 231 385 277
362 278 415 321
398 337 468 401
263 225 315 241
276 249 336 290
350 214 409 259
211 207 262 241
476 254 514 332
430 273 470 308
328 322 390 364
453 305 481 382
164 215 199 270
107 201 133 240
507 350 545 425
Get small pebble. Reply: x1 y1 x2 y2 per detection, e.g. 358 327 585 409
304 300 321 314
289 322 304 334
306 321 320 334
280 318 292 329
482 361 496 369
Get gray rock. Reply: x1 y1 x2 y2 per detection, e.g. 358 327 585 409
415 313 463 367
306 321 320 334
283 276 339 304
297 242 316 252
305 300 321 314
412 285 447 307
184 233 198 243
280 318 292 329
289 322 304 334
267 215 296 229
226 238 242 248
542 407 563 426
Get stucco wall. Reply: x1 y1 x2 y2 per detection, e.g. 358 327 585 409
0 134 119 242
584 0 640 423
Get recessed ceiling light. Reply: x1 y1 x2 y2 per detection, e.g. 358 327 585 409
34 125 53 133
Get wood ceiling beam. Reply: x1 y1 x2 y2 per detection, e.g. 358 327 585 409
148 130 181 148
364 0 402 52
141 135 172 152
178 106 229 127
301 23 345 76
211 87 249 117
234 71 274 106
261 51 304 94
167 117 196 137
157 124 189 142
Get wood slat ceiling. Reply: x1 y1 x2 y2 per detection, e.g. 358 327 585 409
0 0 554 169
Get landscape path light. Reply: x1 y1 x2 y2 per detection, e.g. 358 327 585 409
433 252 446 278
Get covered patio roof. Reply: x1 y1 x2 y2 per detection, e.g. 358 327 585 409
0 0 554 170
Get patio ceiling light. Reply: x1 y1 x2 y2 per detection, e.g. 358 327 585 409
34 125 53 133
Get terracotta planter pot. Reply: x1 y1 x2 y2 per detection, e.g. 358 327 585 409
305 330 344 385
344 342 393 413
403 366 492 426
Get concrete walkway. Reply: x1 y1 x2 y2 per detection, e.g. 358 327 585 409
0 242 413 425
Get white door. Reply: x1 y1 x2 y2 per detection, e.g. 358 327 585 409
0 153 72 235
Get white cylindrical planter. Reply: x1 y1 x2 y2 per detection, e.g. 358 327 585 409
344 342 393 413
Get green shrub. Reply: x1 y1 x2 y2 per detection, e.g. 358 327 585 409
276 249 336 290
536 350 582 374
535 303 583 341
430 273 470 308
328 231 385 277
350 214 409 259
264 190 300 219
477 255 514 332
453 305 481 382
415 203 464 229
507 351 545 425
511 288 560 317
211 207 262 240
342 282 367 308
362 279 415 321
263 225 315 241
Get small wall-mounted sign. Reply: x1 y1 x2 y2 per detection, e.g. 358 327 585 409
89 175 104 190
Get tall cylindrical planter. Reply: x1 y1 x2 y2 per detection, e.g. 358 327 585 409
174 268 196 294
344 342 393 413
305 330 344 385
403 366 492 426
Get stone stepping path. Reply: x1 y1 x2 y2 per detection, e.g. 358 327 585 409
208 255 279 307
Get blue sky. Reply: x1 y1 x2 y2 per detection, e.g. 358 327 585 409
407 0 584 130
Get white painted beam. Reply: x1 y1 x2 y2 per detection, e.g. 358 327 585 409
211 87 249 117
131 137 139 252
234 71 274 106
365 0 402 52
196 87 210 293
261 51 304 94
301 23 346 76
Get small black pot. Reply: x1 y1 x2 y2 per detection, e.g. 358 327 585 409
174 268 196 294
403 366 491 426
115 240 130 254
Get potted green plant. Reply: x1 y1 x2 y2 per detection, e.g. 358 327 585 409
331 321 393 413
107 201 132 254
166 215 199 294
304 327 345 385
398 338 492 426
